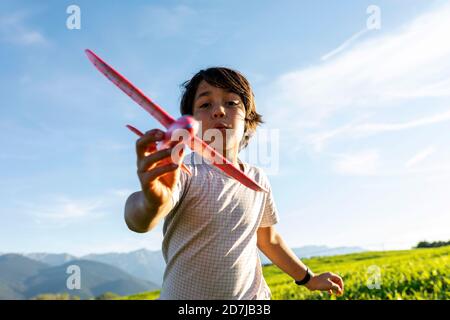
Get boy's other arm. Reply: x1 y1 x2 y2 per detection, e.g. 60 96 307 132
257 226 344 296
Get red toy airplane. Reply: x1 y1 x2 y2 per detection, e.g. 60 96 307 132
85 49 268 193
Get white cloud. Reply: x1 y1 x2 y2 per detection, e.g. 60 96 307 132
332 150 380 176
23 196 105 225
17 189 136 228
405 146 436 168
352 110 450 134
264 2 450 127
109 188 135 200
307 109 450 151
0 12 47 46
21 190 131 227
306 113 374 152
321 28 370 61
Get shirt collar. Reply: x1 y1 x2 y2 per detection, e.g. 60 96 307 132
189 152 249 176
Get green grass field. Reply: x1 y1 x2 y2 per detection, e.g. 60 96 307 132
121 246 449 300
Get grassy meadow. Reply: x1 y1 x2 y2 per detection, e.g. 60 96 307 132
120 246 449 300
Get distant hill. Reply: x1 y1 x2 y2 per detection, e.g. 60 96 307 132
0 254 49 299
82 249 166 287
25 253 77 266
0 255 159 300
16 249 166 287
260 245 366 265
81 246 365 286
14 246 366 288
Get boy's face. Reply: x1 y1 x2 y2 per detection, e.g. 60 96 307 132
192 80 246 154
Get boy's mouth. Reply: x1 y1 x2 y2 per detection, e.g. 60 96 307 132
213 123 231 130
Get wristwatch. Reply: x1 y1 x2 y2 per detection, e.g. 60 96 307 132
294 267 314 286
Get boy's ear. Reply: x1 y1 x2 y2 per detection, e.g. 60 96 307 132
239 129 254 151
246 127 256 139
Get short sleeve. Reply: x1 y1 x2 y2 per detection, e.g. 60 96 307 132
259 181 280 228
169 165 190 211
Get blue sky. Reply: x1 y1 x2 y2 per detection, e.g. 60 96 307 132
1 0 449 255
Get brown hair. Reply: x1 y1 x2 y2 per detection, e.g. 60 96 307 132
180 67 263 150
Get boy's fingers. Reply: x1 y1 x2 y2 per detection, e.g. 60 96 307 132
136 129 165 159
330 274 344 292
137 148 173 173
143 143 157 157
170 143 186 164
329 282 341 295
141 163 179 182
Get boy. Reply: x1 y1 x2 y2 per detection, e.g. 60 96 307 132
124 67 344 299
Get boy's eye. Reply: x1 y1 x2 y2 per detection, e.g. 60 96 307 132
226 101 239 107
199 103 211 109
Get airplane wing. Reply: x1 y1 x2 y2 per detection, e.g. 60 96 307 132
85 49 175 129
189 135 269 193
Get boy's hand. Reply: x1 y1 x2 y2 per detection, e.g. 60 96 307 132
305 272 344 296
135 128 184 211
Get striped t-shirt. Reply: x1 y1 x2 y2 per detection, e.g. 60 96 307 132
159 152 279 300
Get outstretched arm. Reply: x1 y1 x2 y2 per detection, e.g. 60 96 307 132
257 226 344 296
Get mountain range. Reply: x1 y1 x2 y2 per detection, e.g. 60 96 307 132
0 254 159 300
1 245 365 299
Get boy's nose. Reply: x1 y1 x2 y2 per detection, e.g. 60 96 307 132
212 106 226 118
